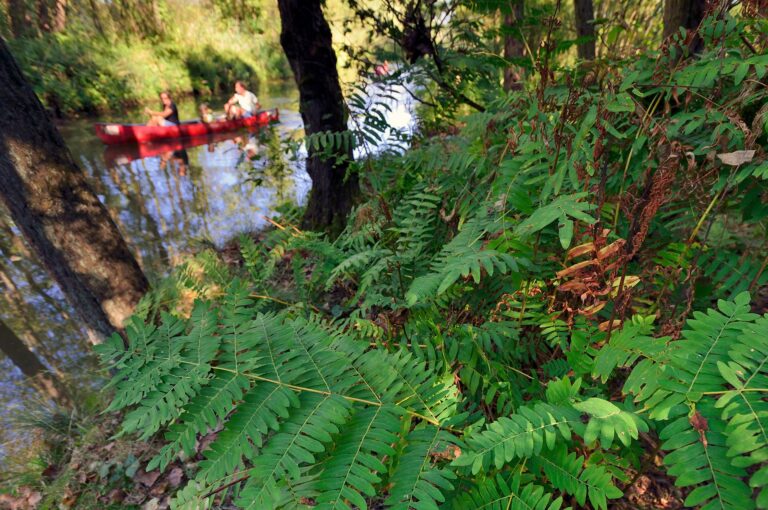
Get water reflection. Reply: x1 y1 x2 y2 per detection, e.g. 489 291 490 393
0 77 416 464
82 124 310 276
0 91 309 463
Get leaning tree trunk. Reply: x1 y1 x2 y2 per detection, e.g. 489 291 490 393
503 0 525 91
663 0 707 53
573 0 596 60
277 0 358 233
0 318 72 408
0 38 148 343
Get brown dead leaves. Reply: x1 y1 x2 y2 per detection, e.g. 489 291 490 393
626 143 682 260
554 230 639 322
690 410 709 447
0 488 42 510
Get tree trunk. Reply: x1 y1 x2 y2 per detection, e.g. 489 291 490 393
663 0 706 53
277 0 358 233
8 0 30 37
573 0 596 60
0 318 72 408
0 38 149 343
503 0 525 91
40 0 67 33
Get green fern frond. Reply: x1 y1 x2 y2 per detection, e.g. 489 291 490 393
531 444 622 510
698 249 768 299
313 404 401 509
448 473 564 510
623 292 768 509
236 394 352 509
456 396 643 475
194 383 299 487
149 372 250 471
715 314 768 506
406 214 524 305
660 402 755 510
632 292 758 421
385 426 457 510
592 315 662 383
452 402 580 474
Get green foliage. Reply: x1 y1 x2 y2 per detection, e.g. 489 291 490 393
100 8 768 510
613 292 768 510
5 0 288 114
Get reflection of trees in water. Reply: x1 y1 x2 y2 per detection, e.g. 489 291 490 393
0 217 91 374
0 125 309 458
0 215 95 461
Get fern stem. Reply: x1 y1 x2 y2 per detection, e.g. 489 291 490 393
250 292 320 313
611 92 664 232
701 388 768 395
202 474 249 498
687 187 726 244
748 254 768 292
174 360 455 430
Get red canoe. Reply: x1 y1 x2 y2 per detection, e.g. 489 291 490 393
94 109 279 144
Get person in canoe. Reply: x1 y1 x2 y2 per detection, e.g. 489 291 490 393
224 81 260 119
144 91 180 126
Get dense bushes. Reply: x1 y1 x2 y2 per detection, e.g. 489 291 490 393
5 1 290 116
7 34 284 115
8 36 192 115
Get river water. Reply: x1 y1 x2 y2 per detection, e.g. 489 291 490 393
0 79 415 463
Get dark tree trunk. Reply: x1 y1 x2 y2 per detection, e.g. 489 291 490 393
277 0 358 233
573 0 596 60
0 38 149 343
38 0 67 33
663 0 707 53
8 0 30 37
0 318 72 408
503 0 525 91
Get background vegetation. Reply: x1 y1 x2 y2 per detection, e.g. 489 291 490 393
0 0 291 115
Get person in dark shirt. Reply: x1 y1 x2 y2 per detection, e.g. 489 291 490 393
145 91 180 126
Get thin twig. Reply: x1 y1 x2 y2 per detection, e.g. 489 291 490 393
202 475 250 499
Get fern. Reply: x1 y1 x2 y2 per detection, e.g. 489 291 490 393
621 292 768 509
698 249 768 299
715 314 768 507
384 426 457 510
97 15 768 509
100 284 461 508
448 473 564 510
406 213 525 305
531 444 622 510
453 384 645 491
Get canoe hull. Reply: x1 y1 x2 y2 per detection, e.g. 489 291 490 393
94 109 278 144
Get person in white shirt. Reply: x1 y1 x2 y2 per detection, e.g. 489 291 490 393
224 81 260 119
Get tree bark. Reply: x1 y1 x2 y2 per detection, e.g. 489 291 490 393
663 0 706 53
573 0 596 60
503 0 525 91
277 0 358 233
38 0 67 33
0 318 72 408
0 38 148 343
